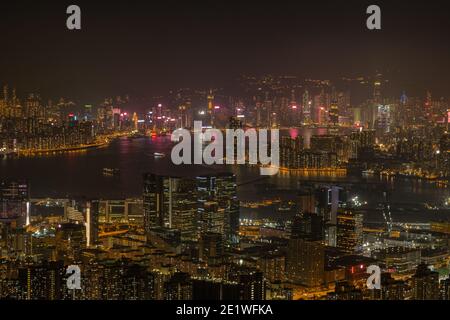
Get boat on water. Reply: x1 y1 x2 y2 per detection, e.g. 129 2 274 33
154 152 165 158
103 168 120 176
362 169 376 175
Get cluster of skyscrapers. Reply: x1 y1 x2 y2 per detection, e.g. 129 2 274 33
0 72 449 300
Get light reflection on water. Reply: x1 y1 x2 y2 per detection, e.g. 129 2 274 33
0 134 448 223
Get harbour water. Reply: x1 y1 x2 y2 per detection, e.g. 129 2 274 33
0 134 449 224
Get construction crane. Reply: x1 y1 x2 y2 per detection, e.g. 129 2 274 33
381 191 393 233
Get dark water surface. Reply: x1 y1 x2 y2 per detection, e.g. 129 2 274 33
1 135 449 223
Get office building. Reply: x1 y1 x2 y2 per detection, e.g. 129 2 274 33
143 172 239 244
336 207 363 253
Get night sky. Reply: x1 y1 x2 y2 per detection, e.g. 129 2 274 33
1 0 450 103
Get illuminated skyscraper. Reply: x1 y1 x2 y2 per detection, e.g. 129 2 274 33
168 177 197 241
18 261 66 300
289 89 300 125
255 100 262 127
373 76 382 105
238 272 266 300
132 112 139 130
207 90 214 127
337 91 350 117
377 273 407 300
197 200 223 234
83 104 93 121
425 90 432 119
314 89 328 124
199 231 223 264
376 105 391 134
287 238 324 287
0 180 29 227
290 212 324 241
329 101 339 125
143 173 197 241
280 135 303 168
329 87 339 125
64 199 99 248
143 173 165 231
263 92 273 128
196 172 239 246
55 223 85 262
336 207 363 253
412 263 440 300
314 185 343 247
25 94 41 119
85 200 99 247
302 89 311 123
178 103 187 128
143 172 238 243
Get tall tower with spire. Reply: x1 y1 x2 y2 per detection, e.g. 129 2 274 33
207 90 214 127
302 89 310 124
373 73 383 106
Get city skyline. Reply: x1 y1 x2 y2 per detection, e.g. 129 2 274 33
1 72 449 117
1 0 450 304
